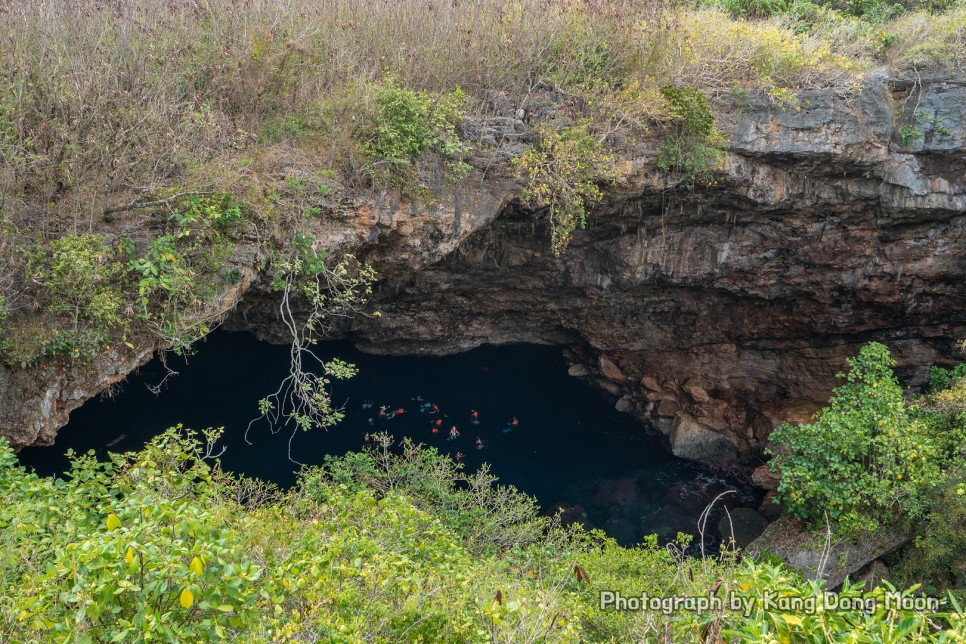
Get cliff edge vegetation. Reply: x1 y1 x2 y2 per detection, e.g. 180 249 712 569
1 0 963 372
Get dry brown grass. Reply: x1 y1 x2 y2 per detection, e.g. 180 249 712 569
0 0 953 235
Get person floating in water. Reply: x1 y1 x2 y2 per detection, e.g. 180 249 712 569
377 406 387 417
455 452 464 462
420 401 433 412
394 408 406 415
431 404 440 414
470 410 480 424
413 395 424 403
474 437 484 450
361 400 373 410
363 433 370 443
448 426 460 441
434 418 443 428
502 416 520 433
430 425 439 434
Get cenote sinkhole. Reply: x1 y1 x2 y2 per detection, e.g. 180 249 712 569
18 330 761 547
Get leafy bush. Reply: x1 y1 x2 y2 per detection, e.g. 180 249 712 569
1 428 964 641
931 362 966 391
26 234 125 359
893 470 966 595
768 342 944 534
126 194 242 353
511 123 619 255
656 86 725 185
317 434 549 555
358 75 470 190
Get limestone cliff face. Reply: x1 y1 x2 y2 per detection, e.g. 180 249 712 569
4 79 965 463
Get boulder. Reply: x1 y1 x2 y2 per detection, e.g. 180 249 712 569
752 464 781 490
641 375 661 392
567 363 589 378
669 413 738 462
746 516 912 590
614 397 633 413
718 508 770 548
758 491 785 522
599 356 625 381
544 503 593 530
657 398 681 417
593 477 640 509
684 383 711 403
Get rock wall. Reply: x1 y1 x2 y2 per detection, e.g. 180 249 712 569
308 80 966 464
4 78 965 463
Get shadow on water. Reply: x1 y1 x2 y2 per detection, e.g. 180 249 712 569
18 330 762 547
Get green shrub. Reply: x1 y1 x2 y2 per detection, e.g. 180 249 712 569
511 123 619 255
656 86 725 185
931 362 966 391
1 428 964 641
126 194 241 353
893 471 966 595
768 342 944 534
26 234 125 359
358 76 470 190
316 434 549 555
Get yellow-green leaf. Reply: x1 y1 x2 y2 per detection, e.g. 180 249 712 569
106 513 121 531
180 588 194 609
783 614 803 627
190 556 203 577
125 548 135 564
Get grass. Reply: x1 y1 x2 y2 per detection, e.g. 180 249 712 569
0 0 955 225
0 0 962 366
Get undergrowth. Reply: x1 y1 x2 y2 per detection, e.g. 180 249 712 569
1 427 963 642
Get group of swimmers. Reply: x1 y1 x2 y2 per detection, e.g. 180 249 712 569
361 395 520 461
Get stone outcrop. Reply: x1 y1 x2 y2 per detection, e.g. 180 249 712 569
311 78 966 464
3 77 965 460
670 413 739 462
747 516 912 589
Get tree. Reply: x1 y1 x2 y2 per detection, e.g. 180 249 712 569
768 342 942 534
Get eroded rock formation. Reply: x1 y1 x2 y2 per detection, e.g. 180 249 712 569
4 78 965 462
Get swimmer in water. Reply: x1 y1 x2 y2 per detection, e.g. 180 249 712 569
363 433 371 442
394 408 406 415
455 452 464 462
474 437 484 450
361 400 373 410
448 426 460 440
470 410 480 424
377 406 387 417
502 416 520 433
431 404 440 414
431 426 439 434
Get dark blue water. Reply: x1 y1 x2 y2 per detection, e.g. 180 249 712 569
17 330 760 546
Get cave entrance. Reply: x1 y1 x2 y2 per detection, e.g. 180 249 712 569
18 329 761 547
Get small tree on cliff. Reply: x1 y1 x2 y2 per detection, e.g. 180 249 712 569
768 342 942 535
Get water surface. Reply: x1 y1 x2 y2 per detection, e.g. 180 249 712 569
18 331 760 546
